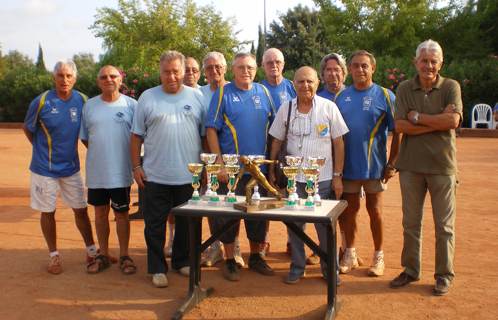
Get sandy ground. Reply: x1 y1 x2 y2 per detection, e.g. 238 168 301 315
0 128 497 320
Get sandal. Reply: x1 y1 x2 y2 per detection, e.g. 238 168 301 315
119 256 137 275
87 255 111 274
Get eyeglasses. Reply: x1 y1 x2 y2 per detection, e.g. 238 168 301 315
264 60 283 66
99 74 120 80
205 65 223 72
185 68 199 74
236 65 256 73
161 69 182 76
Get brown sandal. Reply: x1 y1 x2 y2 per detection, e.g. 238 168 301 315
87 255 111 274
119 256 137 275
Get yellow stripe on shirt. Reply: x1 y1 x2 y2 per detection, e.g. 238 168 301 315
224 114 238 154
39 120 53 172
32 91 49 128
367 114 386 169
213 85 225 123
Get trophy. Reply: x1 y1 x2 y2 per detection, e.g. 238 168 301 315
187 163 204 205
248 155 265 204
307 156 326 206
222 154 240 204
205 164 222 205
283 166 299 210
200 153 218 200
285 155 303 204
301 166 319 210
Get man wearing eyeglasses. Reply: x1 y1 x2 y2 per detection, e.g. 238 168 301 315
206 52 276 282
334 50 401 277
183 57 201 88
130 51 208 288
269 66 349 285
79 65 137 275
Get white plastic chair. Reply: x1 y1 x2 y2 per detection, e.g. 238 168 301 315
470 104 493 129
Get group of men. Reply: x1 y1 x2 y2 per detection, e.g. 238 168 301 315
24 39 461 296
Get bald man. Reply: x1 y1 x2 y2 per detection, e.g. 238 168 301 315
80 65 138 275
269 67 348 284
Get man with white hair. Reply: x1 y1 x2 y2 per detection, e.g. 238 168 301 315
390 40 462 296
22 60 99 274
259 47 297 257
131 50 207 288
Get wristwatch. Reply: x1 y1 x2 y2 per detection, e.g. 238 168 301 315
333 172 343 177
412 113 420 124
386 164 395 169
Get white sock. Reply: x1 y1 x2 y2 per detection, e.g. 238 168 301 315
374 250 383 259
87 244 98 255
345 248 356 255
340 231 346 252
168 223 175 241
265 232 269 242
234 236 240 248
50 251 60 259
287 233 291 243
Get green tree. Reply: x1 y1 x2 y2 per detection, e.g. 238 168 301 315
314 0 447 58
72 52 95 73
91 0 241 70
35 43 46 71
479 0 498 54
255 25 265 65
266 5 331 71
2 50 34 72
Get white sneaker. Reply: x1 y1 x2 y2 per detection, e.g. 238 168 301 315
233 246 245 268
153 273 168 287
173 266 190 277
201 245 224 267
368 255 385 277
339 252 359 274
164 239 173 257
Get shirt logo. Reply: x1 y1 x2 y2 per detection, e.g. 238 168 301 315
70 108 78 122
183 105 193 116
363 96 372 110
252 96 262 109
233 96 240 102
51 108 58 114
316 122 328 136
279 91 288 104
345 97 351 102
114 112 125 123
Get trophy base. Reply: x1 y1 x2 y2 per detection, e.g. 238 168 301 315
314 200 322 206
283 204 298 211
223 202 234 208
201 195 212 201
188 199 202 205
208 201 222 207
303 204 316 211
223 196 237 203
233 199 285 213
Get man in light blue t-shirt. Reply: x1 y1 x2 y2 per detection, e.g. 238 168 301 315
80 65 137 275
22 60 98 275
334 50 401 277
206 52 276 282
131 51 207 288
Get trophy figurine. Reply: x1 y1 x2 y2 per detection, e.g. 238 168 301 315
307 156 326 206
283 166 299 210
248 155 265 204
302 166 319 210
187 163 204 205
205 164 222 205
200 153 218 200
285 155 303 205
222 153 241 204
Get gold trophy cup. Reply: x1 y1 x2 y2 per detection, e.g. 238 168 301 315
283 166 299 210
307 156 326 206
285 155 303 204
302 166 319 210
200 153 218 200
187 163 204 204
222 154 240 204
205 164 222 205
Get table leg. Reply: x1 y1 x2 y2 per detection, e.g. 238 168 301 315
172 217 214 320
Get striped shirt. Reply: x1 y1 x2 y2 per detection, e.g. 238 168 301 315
269 95 349 183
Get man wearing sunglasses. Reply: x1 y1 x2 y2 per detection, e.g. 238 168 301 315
79 65 138 275
183 57 201 89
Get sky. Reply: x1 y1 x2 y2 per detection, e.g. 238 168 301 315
0 0 318 70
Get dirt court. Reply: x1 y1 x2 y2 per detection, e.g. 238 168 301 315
0 128 497 320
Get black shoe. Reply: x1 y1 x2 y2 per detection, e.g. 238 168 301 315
434 277 451 296
390 272 420 288
224 260 240 282
248 255 275 276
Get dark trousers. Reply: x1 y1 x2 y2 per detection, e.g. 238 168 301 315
143 181 192 274
213 175 267 244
